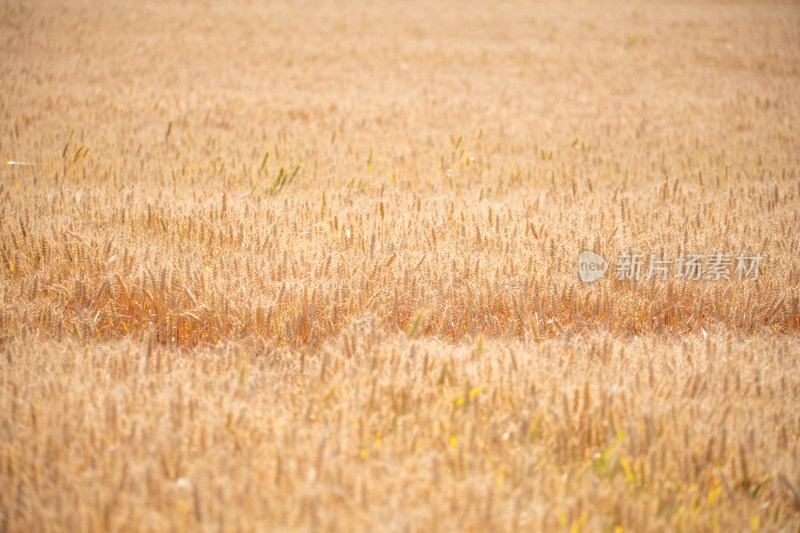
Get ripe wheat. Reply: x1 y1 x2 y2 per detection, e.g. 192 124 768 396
1 0 799 531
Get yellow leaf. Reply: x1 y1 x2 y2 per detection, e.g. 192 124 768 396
620 457 634 483
750 515 759 532
468 386 485 399
555 505 567 526
707 484 721 505
8 260 13 274
322 386 336 402
570 512 587 533
449 435 457 447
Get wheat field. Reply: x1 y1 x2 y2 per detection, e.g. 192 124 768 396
2 0 800 531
